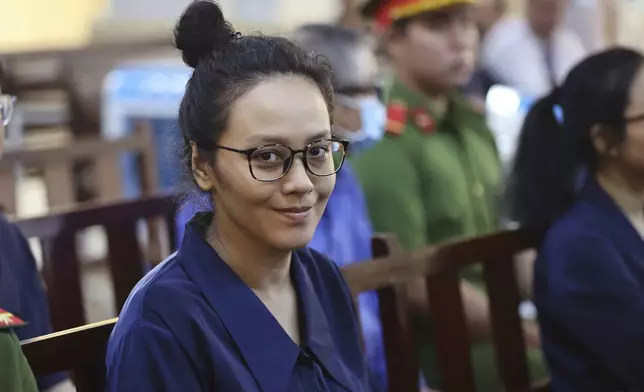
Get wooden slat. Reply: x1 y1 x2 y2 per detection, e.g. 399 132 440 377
43 162 75 208
484 255 531 391
370 236 418 392
106 221 145 312
426 270 476 392
40 233 86 330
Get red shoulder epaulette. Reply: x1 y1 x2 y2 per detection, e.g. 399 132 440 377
0 308 26 330
385 100 407 137
411 108 436 134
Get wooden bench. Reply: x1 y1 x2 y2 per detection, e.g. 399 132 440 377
22 229 549 392
0 123 158 215
344 229 549 392
14 194 177 331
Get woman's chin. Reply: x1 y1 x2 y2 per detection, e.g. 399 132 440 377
268 227 316 251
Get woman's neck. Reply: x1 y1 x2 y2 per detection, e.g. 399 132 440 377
206 210 292 293
596 169 644 222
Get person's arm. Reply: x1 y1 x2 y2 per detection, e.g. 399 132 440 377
106 320 203 392
547 234 644 389
4 221 70 391
0 330 38 392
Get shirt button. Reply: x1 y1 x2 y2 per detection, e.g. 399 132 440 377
472 183 485 198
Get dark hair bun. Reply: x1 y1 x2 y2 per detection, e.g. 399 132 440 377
174 0 236 68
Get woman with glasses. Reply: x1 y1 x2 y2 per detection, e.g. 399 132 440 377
105 1 372 391
509 47 644 391
173 23 388 391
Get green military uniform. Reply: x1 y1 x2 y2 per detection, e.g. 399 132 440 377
352 78 548 388
0 309 38 392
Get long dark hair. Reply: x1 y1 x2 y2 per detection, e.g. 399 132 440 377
508 47 644 228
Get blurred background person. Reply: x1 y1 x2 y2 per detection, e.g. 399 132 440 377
480 0 587 97
353 0 547 390
0 87 74 392
464 0 507 100
510 47 644 391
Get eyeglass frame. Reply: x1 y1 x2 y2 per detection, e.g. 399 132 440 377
0 95 16 127
196 137 350 182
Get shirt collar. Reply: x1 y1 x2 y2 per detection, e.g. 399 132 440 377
579 177 644 250
177 213 353 392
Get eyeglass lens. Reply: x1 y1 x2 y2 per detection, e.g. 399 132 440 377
249 140 345 181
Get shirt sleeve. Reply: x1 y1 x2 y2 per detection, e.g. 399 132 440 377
2 220 68 390
106 319 203 392
0 331 38 392
546 233 644 389
356 141 427 251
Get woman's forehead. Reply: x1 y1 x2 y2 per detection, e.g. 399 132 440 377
224 75 331 146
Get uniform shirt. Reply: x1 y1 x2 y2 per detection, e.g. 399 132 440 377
0 215 67 390
106 213 373 392
351 79 549 390
535 178 644 391
174 166 386 391
0 330 38 392
352 79 502 253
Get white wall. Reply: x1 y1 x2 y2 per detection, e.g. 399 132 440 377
99 0 342 36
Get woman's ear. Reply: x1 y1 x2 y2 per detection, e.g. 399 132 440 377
590 123 619 157
191 143 215 192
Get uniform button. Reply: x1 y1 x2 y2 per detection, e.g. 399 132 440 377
472 183 485 197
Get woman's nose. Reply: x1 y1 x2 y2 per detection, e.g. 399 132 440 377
281 158 314 194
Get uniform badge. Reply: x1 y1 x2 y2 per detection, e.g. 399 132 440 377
412 109 436 134
385 100 407 137
0 308 26 330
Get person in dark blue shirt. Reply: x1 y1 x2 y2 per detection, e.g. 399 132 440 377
173 23 389 391
509 47 644 391
0 89 71 392
105 1 373 391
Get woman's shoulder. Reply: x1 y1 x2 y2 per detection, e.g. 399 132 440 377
110 253 203 341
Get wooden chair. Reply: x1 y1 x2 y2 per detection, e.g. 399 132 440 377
0 122 158 215
342 229 550 392
14 194 177 331
22 319 117 392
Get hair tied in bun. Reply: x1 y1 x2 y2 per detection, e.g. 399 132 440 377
174 0 236 69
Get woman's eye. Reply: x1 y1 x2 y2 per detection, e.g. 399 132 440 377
309 146 328 158
255 150 282 162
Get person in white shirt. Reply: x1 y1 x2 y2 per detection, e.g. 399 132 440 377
480 0 587 97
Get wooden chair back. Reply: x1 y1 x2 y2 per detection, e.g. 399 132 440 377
22 318 117 392
14 194 177 331
342 229 549 392
0 122 158 215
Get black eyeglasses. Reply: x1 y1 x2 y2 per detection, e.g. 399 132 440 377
199 138 349 182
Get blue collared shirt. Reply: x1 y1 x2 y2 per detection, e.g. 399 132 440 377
174 165 386 391
106 213 373 392
535 179 644 391
0 214 67 390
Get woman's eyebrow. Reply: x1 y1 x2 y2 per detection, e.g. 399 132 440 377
246 130 332 146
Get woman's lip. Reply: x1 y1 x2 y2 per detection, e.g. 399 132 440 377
275 207 312 222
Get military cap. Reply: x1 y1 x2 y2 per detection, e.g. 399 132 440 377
362 0 477 30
